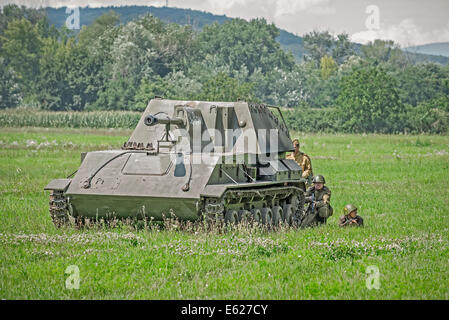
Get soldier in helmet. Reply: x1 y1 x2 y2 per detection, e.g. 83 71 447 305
287 139 313 184
300 175 333 227
339 204 364 227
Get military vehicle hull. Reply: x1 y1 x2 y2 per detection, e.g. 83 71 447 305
45 99 308 227
69 195 198 220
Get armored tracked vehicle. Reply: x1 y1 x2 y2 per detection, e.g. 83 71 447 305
45 99 308 227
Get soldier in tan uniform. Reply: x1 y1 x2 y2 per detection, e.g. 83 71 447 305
286 139 313 183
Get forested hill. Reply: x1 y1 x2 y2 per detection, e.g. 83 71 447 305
2 4 449 134
45 6 230 30
45 5 302 62
45 5 448 64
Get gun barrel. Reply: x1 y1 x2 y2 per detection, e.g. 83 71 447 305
144 114 185 127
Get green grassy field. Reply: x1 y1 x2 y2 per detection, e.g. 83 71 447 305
0 127 448 299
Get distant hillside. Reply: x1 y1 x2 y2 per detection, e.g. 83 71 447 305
45 6 230 30
46 6 304 61
404 42 449 58
45 6 447 64
402 49 449 65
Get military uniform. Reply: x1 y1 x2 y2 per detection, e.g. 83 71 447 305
301 185 333 226
338 215 364 227
286 151 313 179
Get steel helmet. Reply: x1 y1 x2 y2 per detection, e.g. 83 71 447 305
343 204 357 215
312 175 325 184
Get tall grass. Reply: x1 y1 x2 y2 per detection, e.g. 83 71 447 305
0 128 448 299
0 109 140 129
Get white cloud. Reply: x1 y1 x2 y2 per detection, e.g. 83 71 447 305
305 5 336 16
198 0 330 18
206 0 248 11
351 19 449 47
273 0 329 18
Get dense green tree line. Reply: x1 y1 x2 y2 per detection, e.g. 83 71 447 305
1 5 448 133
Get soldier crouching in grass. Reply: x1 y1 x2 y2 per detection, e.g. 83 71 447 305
339 204 364 227
300 175 333 227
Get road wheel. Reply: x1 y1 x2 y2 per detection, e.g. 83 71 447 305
238 210 251 223
260 207 272 225
283 204 294 225
250 208 262 224
272 206 283 226
224 209 239 225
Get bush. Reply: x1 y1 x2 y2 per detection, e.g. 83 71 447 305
283 106 338 133
403 95 449 134
336 66 404 133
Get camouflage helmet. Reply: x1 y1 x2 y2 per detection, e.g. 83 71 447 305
312 175 325 184
343 204 357 215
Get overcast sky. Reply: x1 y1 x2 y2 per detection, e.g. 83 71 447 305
2 0 449 46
